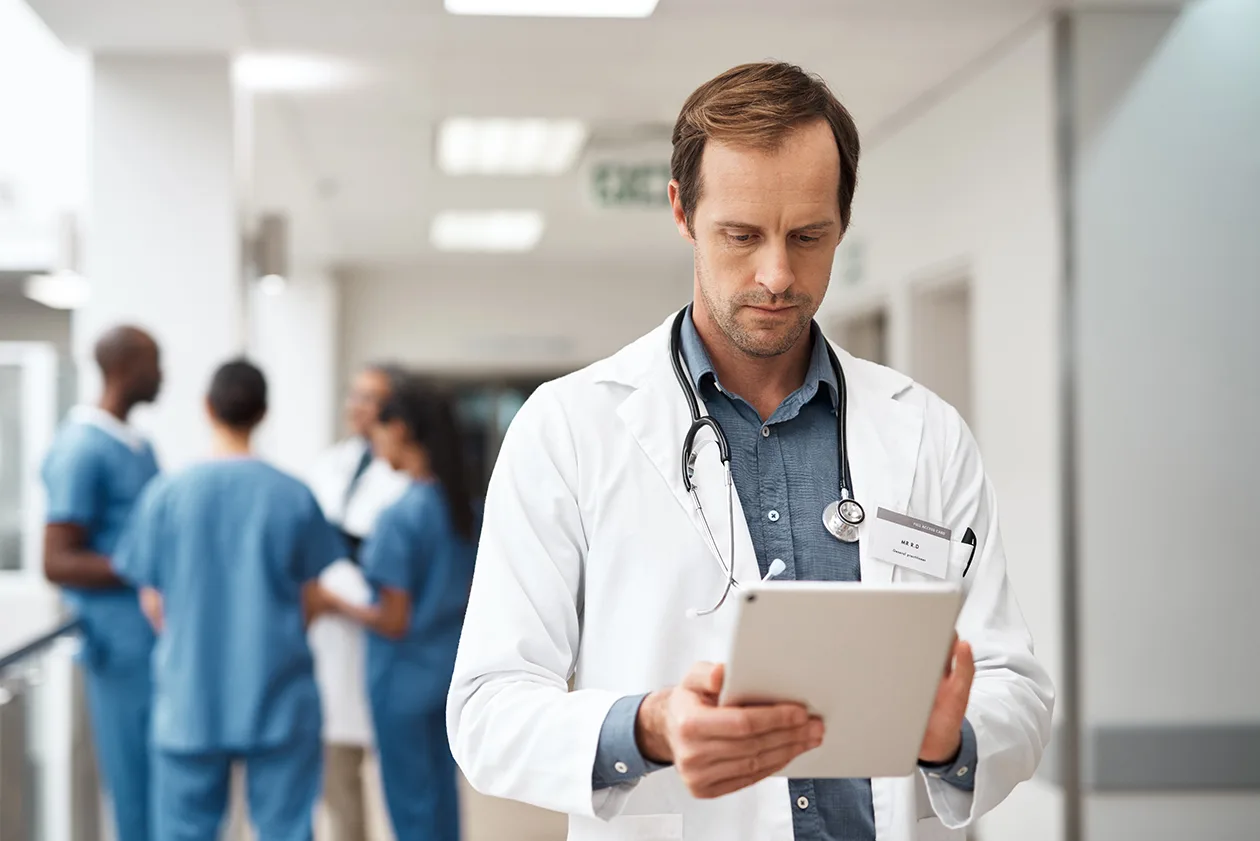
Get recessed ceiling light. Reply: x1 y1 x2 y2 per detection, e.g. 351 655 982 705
439 118 588 176
25 270 89 310
431 210 545 253
258 274 287 296
445 0 659 18
233 54 361 93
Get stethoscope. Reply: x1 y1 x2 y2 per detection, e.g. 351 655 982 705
669 308 865 616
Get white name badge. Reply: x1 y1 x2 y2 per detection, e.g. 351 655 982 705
869 507 951 579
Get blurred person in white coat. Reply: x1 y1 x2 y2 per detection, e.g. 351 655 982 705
307 363 409 841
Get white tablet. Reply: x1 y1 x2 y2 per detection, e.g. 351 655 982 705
719 581 963 779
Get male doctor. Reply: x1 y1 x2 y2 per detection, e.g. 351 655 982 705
307 363 408 841
447 62 1054 841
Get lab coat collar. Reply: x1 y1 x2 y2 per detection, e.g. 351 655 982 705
70 405 148 453
595 310 923 585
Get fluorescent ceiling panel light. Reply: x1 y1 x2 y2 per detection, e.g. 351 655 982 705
25 270 89 310
439 118 588 176
234 54 361 93
431 210 544 253
445 0 659 18
258 274 287 296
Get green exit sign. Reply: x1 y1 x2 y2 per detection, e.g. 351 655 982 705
591 162 672 209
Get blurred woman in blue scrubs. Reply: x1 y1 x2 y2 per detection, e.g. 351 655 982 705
315 378 476 841
114 359 343 841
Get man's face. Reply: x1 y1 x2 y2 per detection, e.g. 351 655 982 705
128 340 163 404
672 119 843 358
347 369 392 439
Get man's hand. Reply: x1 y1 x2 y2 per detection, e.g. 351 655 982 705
302 582 333 629
139 587 164 634
919 638 975 764
636 661 823 799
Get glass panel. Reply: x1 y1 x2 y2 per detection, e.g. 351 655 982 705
0 363 24 572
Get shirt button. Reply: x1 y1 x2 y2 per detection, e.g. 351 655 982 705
614 761 628 775
767 510 780 522
956 766 969 777
796 796 809 810
761 426 770 438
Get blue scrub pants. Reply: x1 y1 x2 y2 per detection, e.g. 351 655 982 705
371 703 460 841
151 732 322 841
84 663 152 841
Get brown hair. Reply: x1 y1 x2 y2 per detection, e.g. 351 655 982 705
671 61 861 234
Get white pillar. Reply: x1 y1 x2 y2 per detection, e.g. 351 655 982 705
77 55 245 469
249 272 340 476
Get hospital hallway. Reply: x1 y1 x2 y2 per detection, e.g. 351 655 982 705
3 0 1259 840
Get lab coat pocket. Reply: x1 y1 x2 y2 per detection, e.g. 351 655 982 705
946 539 975 590
603 814 684 840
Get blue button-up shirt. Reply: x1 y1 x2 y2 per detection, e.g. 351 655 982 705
593 309 976 839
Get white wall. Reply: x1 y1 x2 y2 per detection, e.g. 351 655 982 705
0 0 86 270
819 20 1064 841
1072 2 1260 837
339 255 692 380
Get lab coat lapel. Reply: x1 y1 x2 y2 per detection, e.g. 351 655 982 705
831 345 924 586
610 321 760 587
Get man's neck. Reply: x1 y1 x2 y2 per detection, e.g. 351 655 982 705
691 307 812 422
97 389 133 423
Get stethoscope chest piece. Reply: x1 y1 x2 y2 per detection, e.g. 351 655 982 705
823 498 864 543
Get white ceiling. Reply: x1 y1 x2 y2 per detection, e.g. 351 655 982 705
22 0 1184 269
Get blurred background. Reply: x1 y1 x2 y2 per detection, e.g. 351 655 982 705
1 0 1257 839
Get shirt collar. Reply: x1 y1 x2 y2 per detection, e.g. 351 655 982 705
69 405 148 453
677 305 839 411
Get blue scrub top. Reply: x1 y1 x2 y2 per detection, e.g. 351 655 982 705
42 418 160 671
114 458 344 753
360 481 475 713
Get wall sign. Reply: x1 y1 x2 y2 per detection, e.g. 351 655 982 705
590 162 672 209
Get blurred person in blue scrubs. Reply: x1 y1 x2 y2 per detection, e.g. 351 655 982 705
306 364 408 841
314 378 477 841
114 359 344 841
41 325 162 841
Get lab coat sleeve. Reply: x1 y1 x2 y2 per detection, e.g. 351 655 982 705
922 408 1055 828
446 383 622 818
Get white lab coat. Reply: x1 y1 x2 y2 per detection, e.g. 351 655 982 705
307 437 408 746
447 315 1054 841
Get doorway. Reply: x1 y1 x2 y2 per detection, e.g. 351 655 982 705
830 307 889 367
910 278 974 428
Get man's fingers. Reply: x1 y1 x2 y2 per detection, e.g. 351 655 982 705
681 703 810 741
954 641 976 686
691 738 817 797
681 661 724 696
679 720 822 769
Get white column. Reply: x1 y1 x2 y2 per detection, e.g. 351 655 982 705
77 55 245 469
249 271 340 477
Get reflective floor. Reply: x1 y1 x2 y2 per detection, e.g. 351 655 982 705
220 759 567 841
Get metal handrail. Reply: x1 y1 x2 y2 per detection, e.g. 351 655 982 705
0 618 81 671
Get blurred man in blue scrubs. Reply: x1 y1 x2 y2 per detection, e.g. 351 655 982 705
42 325 162 841
114 359 344 841
315 378 476 841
